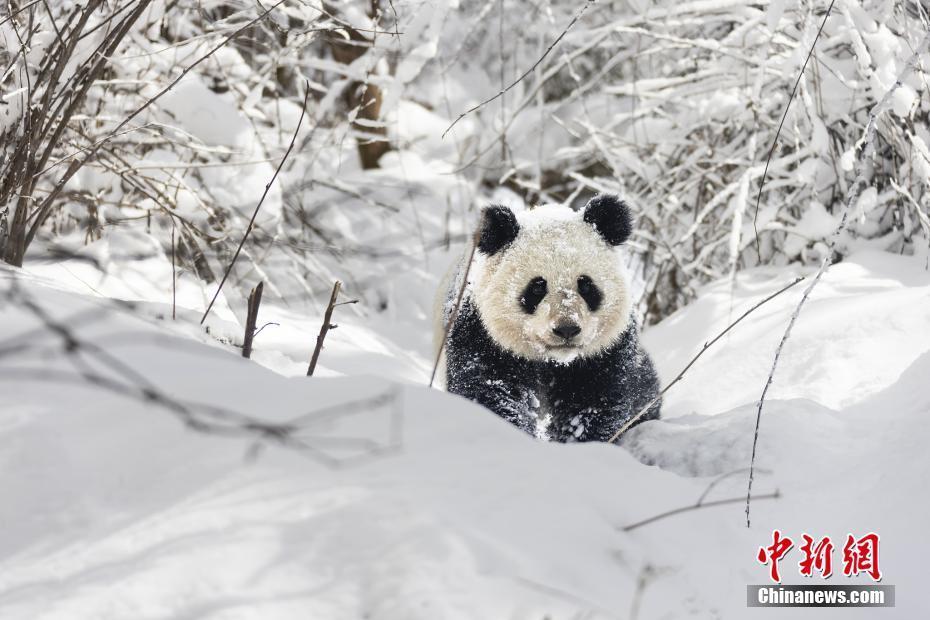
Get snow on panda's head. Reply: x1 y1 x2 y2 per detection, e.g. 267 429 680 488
472 195 634 364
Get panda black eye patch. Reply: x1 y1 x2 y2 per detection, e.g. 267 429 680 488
519 277 548 314
577 275 602 311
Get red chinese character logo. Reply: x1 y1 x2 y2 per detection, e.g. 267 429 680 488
757 529 794 582
799 534 834 578
842 533 882 581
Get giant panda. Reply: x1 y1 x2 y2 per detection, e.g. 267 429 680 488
436 194 661 442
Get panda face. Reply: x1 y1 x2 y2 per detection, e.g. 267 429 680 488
473 196 633 363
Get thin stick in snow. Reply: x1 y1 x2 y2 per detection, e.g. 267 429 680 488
429 230 480 388
745 31 930 528
622 490 781 532
307 280 342 377
200 80 310 325
696 467 771 507
441 0 595 139
607 276 805 444
242 281 264 359
170 222 177 321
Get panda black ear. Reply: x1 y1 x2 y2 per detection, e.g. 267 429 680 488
477 205 520 255
582 194 632 246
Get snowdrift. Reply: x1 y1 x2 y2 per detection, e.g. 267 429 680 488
1 250 928 619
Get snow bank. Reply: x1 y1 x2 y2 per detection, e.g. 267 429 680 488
644 251 930 414
1 248 928 619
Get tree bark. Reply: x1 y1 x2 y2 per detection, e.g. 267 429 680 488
327 23 391 169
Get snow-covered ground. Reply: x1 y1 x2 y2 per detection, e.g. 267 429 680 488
1 245 928 619
3 0 929 616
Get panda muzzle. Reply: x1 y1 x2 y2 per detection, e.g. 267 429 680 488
552 322 581 341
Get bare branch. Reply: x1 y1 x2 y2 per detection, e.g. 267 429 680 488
21 0 293 258
441 0 595 139
622 490 781 532
746 30 930 527
608 276 805 444
307 280 342 376
429 229 480 388
751 0 837 260
242 281 264 359
200 79 310 324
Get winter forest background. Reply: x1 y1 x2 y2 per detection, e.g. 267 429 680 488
1 0 929 618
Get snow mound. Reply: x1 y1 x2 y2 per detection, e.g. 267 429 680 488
2 249 929 618
644 251 930 414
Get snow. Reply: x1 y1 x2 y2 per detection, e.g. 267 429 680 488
644 251 930 414
3 1 930 616
2 246 928 618
783 201 837 258
154 72 284 228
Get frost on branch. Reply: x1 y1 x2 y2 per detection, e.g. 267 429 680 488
1 1 928 324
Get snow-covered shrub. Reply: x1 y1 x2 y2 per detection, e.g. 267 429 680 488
2 0 928 324
426 0 930 322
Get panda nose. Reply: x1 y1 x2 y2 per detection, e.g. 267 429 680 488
553 322 581 340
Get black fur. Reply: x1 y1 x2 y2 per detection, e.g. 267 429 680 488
543 323 661 442
519 277 547 314
582 194 633 246
446 300 660 442
446 300 538 435
478 205 520 255
577 275 602 312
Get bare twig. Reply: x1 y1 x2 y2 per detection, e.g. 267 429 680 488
0 0 42 28
242 281 264 359
629 564 656 620
21 0 293 259
252 321 278 338
307 280 342 376
746 31 930 527
200 80 310 324
697 467 770 507
607 276 805 444
751 0 836 260
170 222 177 320
2 0 140 265
622 490 780 532
441 0 595 139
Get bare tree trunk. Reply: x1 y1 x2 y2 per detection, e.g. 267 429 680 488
349 81 390 169
326 7 391 169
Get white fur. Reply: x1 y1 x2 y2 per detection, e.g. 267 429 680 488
472 204 632 363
